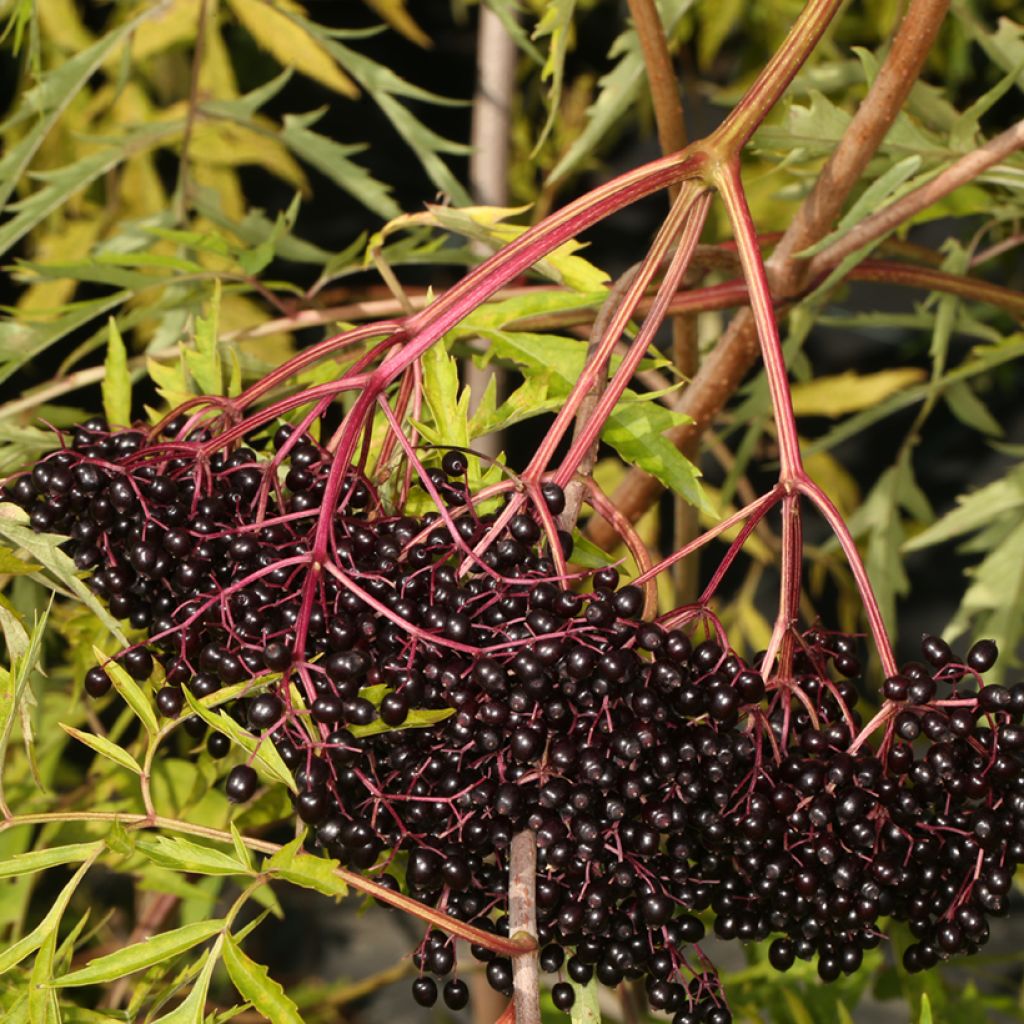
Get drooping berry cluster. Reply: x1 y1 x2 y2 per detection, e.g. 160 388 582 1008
7 419 1019 1019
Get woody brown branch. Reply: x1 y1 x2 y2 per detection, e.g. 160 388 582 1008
587 0 952 551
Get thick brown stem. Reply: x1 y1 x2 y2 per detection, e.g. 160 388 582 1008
589 0 952 548
509 829 540 1024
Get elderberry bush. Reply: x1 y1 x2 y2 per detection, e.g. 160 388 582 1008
8 419 1022 1019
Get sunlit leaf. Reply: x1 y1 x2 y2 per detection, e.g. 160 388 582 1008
55 919 225 987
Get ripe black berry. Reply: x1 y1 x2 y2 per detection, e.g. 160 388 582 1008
225 764 258 803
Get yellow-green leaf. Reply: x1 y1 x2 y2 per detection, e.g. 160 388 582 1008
790 368 927 418
222 933 304 1024
0 841 104 880
92 646 158 736
363 0 431 47
264 836 348 900
182 687 297 793
226 0 358 98
135 834 254 877
55 919 224 987
60 723 142 775
102 318 131 426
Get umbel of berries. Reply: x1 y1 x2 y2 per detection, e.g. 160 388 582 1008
7 413 1013 1017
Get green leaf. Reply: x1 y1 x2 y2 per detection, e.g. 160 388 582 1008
184 281 223 396
0 841 104 880
0 546 40 574
601 399 708 512
549 0 692 184
150 940 220 1024
311 27 471 203
91 646 158 737
0 509 127 645
943 380 1003 437
135 835 254 877
222 933 304 1024
0 857 93 976
920 993 934 1024
278 112 400 220
0 13 144 212
264 837 349 900
349 705 455 737
0 292 129 388
55 919 225 987
182 687 297 793
102 317 131 427
532 0 576 153
59 723 142 775
0 603 48 807
903 466 1024 551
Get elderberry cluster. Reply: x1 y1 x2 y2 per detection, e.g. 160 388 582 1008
7 418 1020 1019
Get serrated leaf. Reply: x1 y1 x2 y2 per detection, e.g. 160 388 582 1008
790 368 927 418
150 941 220 1024
264 837 348 900
311 29 470 203
278 112 399 219
222 933 304 1024
92 646 158 736
0 604 48 806
601 399 708 512
185 281 223 395
101 318 131 427
548 0 692 184
424 204 609 292
55 919 225 987
0 14 143 212
135 835 253 877
0 858 93 976
0 841 104 880
225 0 358 98
904 467 1024 551
60 723 142 775
532 0 576 153
0 510 128 644
182 687 297 793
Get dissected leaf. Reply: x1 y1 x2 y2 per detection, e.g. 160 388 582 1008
226 0 359 97
264 836 349 900
55 919 225 986
134 835 254 877
222 932 304 1024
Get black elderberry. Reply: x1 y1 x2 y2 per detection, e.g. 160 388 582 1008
84 666 111 698
248 694 283 730
921 633 954 668
967 638 998 673
442 979 469 1011
206 732 230 758
485 959 513 994
551 983 575 1012
412 977 438 1007
225 764 258 803
155 687 184 717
